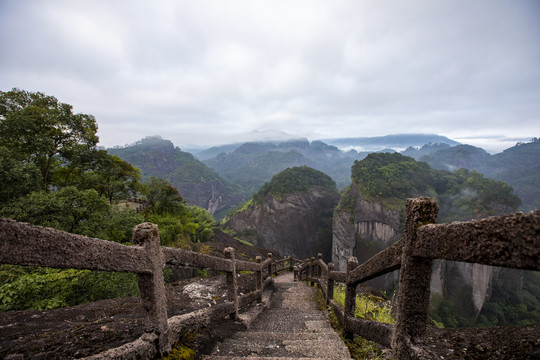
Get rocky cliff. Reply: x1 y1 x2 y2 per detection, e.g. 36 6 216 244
332 153 524 322
332 183 500 317
225 188 339 260
332 182 401 271
224 166 340 261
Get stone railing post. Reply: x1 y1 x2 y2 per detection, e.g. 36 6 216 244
391 197 438 359
267 253 273 278
317 253 322 278
132 223 169 354
327 262 335 305
344 256 358 339
256 256 263 303
224 247 239 320
309 256 315 286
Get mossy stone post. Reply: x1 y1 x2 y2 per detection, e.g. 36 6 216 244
309 256 315 286
391 197 438 359
317 253 323 278
267 253 273 279
344 256 358 339
224 247 239 320
255 256 263 303
132 223 169 354
327 262 335 305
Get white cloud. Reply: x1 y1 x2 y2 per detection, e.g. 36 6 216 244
1 0 539 149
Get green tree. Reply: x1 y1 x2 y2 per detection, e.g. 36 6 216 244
0 145 41 202
1 186 109 236
143 177 186 215
0 88 98 190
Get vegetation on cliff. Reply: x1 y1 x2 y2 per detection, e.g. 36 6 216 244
349 152 520 220
342 152 535 329
252 166 338 204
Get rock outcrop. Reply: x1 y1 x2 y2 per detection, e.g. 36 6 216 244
332 182 401 271
331 181 505 318
225 188 339 261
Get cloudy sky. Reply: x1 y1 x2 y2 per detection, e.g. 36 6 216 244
1 0 539 152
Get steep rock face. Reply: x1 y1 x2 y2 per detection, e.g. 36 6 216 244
431 260 497 316
225 188 339 261
332 182 499 317
332 183 401 271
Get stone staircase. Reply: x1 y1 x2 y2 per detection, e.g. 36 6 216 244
203 272 351 360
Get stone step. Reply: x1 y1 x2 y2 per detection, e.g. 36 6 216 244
232 330 341 342
211 338 351 359
202 357 338 360
202 357 334 360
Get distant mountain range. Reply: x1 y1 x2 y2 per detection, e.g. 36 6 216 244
108 134 539 218
320 134 460 151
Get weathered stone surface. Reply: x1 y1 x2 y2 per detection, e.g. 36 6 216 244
391 197 438 360
0 218 151 274
347 241 402 285
415 210 540 270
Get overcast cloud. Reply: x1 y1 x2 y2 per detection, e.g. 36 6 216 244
1 0 539 152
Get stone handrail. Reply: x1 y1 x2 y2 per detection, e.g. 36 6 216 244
0 218 289 359
296 197 540 359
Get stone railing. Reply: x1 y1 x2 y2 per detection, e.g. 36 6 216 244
296 197 540 360
0 219 294 359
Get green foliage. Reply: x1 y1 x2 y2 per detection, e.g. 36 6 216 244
161 332 197 359
0 145 41 202
0 265 138 311
141 178 216 247
252 166 337 204
105 206 145 243
323 288 387 360
434 168 521 221
187 206 215 243
109 136 222 184
1 186 110 236
351 153 434 209
332 284 395 324
349 152 521 220
0 88 99 190
477 269 540 327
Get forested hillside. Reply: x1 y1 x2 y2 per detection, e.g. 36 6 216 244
418 140 540 211
202 139 367 195
109 136 244 216
0 89 216 311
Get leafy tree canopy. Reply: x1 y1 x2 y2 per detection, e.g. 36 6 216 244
350 152 521 219
253 166 338 204
0 88 98 190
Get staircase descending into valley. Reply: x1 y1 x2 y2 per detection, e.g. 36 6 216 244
204 272 351 360
1 197 539 360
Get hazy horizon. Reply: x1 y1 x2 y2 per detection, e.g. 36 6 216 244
1 1 539 153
